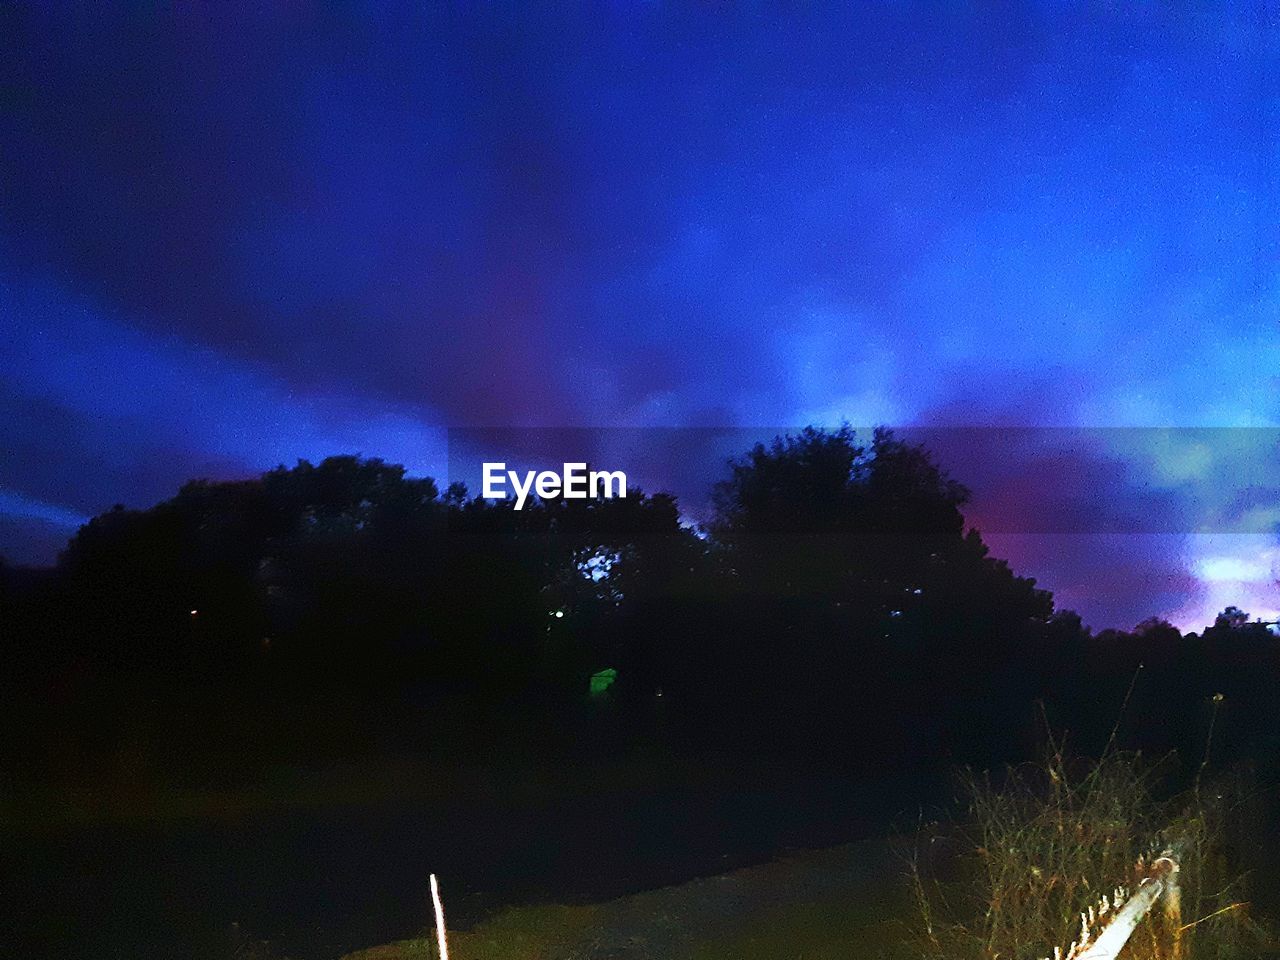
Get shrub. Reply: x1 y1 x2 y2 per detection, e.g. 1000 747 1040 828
907 740 1268 959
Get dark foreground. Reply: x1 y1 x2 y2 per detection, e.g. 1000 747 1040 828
1 758 943 960
344 840 908 960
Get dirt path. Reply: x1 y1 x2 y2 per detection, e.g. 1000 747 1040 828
571 841 900 956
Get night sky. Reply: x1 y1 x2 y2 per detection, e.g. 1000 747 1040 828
2 4 1278 631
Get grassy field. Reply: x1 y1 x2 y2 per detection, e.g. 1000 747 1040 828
2 752 936 960
340 840 914 960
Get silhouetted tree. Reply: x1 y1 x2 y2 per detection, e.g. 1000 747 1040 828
704 426 1053 764
21 432 1272 780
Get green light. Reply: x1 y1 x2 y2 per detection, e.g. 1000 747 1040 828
589 667 617 696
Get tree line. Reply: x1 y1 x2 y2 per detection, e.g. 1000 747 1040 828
1 427 1276 781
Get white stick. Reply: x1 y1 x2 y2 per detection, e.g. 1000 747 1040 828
430 873 449 960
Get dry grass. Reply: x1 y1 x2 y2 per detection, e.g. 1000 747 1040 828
906 736 1269 960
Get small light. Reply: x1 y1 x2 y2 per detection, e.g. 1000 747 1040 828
555 610 565 619
189 609 198 617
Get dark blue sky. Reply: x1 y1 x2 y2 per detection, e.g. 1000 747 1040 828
2 3 1278 630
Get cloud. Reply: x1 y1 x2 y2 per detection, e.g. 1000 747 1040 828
0 272 446 545
899 427 1280 629
1176 534 1280 631
0 490 87 530
1196 552 1274 584
3 3 1280 630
